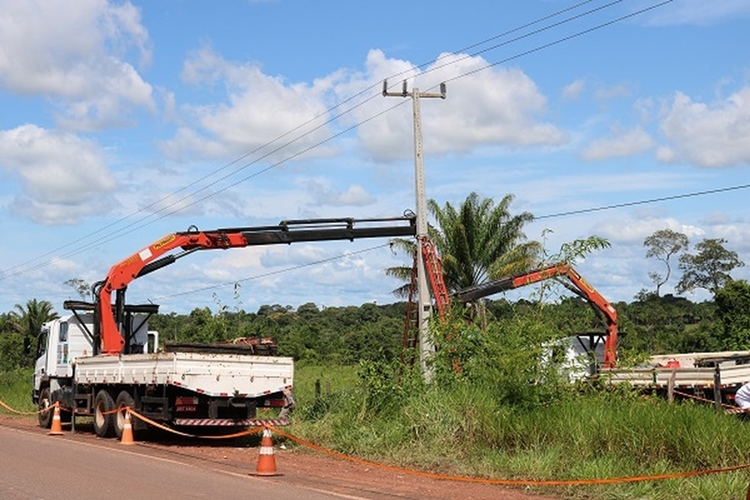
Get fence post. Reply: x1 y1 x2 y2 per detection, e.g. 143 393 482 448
713 365 722 411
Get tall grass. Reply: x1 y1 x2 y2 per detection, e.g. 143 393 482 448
290 314 750 500
0 367 35 416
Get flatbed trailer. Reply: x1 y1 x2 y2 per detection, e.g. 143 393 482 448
601 350 750 410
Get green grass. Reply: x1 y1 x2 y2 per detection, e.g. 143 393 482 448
290 364 750 500
0 368 36 418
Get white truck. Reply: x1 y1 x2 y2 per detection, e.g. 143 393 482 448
32 215 417 438
33 301 294 438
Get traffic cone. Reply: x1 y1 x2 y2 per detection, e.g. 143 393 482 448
249 428 281 476
120 409 134 445
49 402 64 436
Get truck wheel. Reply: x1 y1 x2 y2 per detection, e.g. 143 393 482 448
93 390 115 438
114 390 136 440
37 387 52 429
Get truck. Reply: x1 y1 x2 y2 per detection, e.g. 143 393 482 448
451 262 750 406
33 214 417 438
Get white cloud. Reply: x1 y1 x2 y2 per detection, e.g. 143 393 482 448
0 124 116 223
657 88 750 167
162 47 336 162
0 0 154 130
336 50 567 162
581 126 655 161
562 79 585 100
593 216 704 245
641 0 750 26
302 179 376 207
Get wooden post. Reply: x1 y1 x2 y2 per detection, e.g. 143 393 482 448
713 365 722 411
667 369 676 403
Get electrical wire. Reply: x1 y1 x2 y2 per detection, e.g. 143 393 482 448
535 183 750 220
150 182 750 301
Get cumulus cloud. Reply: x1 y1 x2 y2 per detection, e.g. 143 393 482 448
0 0 154 130
593 216 704 245
302 179 376 207
161 47 336 162
335 50 568 162
581 126 655 161
640 0 750 26
0 124 116 223
657 88 750 167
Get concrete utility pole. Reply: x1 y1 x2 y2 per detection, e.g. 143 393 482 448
383 79 446 381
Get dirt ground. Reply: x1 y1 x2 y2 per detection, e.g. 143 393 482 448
0 413 560 500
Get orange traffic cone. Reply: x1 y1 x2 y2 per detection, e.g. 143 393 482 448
49 402 64 436
120 409 134 445
249 428 281 476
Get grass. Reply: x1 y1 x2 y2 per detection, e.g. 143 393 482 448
0 368 35 417
290 363 750 500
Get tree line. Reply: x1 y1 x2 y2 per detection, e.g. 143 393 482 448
2 192 749 372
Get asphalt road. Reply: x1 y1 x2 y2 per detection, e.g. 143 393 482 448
0 426 351 500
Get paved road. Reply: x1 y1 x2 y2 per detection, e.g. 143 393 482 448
0 426 351 500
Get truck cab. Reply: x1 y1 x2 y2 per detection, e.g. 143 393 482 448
33 301 158 420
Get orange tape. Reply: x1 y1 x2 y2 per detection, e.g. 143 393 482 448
268 425 750 487
671 389 739 411
0 398 45 416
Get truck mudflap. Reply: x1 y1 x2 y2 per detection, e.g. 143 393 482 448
172 418 289 426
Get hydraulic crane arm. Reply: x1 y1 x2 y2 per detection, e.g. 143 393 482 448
96 215 416 355
453 263 619 368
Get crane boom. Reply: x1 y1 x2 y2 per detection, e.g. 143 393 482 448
95 215 416 355
454 263 619 368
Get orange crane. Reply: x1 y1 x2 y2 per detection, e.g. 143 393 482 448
94 215 416 355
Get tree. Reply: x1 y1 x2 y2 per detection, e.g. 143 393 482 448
64 278 93 301
715 279 750 350
10 299 59 363
427 192 541 291
643 229 689 297
676 238 744 296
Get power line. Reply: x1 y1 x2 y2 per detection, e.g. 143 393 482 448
535 183 750 220
150 182 750 302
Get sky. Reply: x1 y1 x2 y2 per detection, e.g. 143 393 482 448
1 0 749 317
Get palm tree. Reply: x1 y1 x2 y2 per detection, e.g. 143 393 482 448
429 192 540 291
387 192 541 296
11 299 59 361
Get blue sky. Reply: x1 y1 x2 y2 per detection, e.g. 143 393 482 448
1 0 749 316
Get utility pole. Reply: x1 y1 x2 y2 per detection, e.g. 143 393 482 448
383 79 446 381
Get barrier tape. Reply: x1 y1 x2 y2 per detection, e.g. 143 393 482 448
671 390 743 413
267 425 750 487
3 397 750 488
0 399 39 416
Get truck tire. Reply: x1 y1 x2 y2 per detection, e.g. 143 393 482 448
94 390 115 438
37 387 52 429
114 390 136 440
